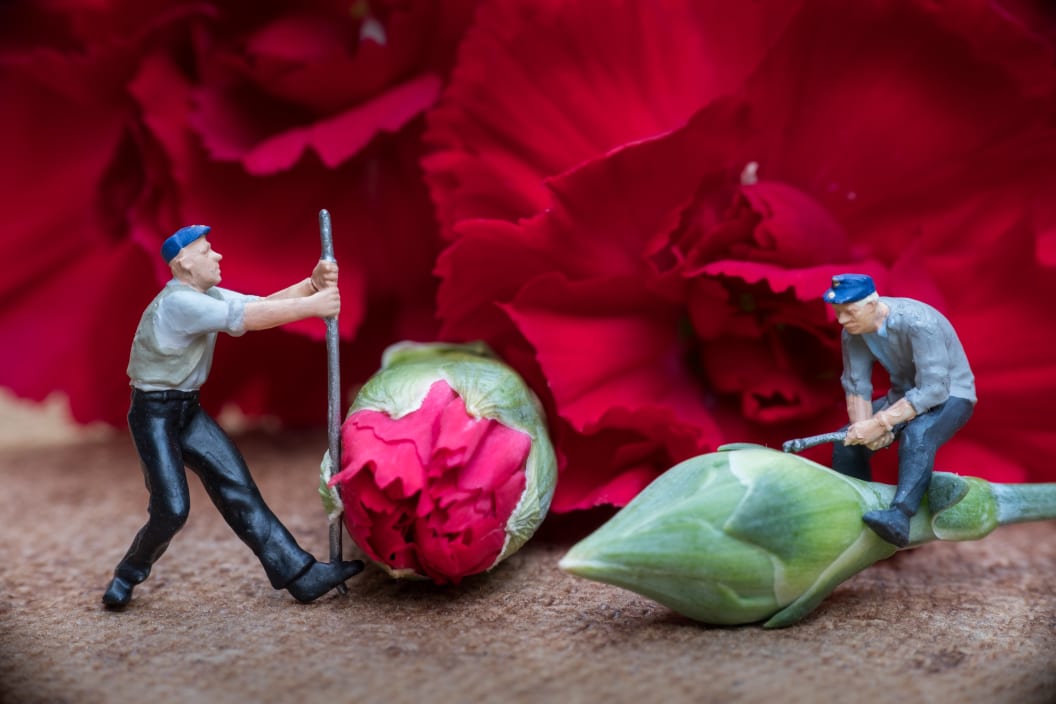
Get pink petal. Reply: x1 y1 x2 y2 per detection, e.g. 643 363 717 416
414 519 506 585
451 416 531 493
341 424 426 497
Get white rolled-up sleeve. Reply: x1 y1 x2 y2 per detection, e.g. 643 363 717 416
156 287 261 343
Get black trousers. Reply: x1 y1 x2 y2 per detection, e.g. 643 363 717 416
832 396 975 514
112 389 314 589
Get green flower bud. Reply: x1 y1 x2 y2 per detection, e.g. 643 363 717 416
560 445 1056 627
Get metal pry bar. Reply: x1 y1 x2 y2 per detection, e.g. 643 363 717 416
782 430 848 454
319 209 347 594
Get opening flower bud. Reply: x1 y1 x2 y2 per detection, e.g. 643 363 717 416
323 341 557 584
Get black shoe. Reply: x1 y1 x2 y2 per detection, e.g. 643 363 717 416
102 576 134 609
863 507 911 547
287 560 364 603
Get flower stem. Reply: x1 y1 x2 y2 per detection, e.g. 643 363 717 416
992 482 1056 525
920 474 1056 543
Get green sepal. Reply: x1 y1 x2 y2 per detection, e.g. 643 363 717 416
765 530 895 628
929 477 999 541
926 473 971 514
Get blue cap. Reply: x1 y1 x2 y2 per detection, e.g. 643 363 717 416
824 274 876 304
161 225 211 263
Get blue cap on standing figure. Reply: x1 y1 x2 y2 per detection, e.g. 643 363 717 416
824 274 876 304
161 225 211 263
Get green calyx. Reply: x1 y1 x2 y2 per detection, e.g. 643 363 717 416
918 474 998 542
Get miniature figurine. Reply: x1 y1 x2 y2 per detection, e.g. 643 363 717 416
824 273 976 547
102 224 363 609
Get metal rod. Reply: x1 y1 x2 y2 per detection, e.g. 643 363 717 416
319 209 347 594
782 430 847 454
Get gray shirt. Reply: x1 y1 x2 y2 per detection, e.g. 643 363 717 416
127 280 260 391
841 297 976 413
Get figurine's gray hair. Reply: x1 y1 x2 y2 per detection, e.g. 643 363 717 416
847 292 879 308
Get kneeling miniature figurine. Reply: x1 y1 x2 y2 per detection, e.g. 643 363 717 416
102 225 363 609
825 274 976 547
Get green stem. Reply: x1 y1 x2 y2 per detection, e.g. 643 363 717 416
992 482 1056 525
922 475 1056 542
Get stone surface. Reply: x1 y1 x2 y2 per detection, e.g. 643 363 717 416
1 432 1054 703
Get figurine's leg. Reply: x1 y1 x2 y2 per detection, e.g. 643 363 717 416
830 398 887 480
831 442 872 481
104 395 192 608
180 408 315 589
892 397 975 515
864 397 974 547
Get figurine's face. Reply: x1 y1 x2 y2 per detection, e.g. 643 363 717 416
831 299 881 335
172 237 223 291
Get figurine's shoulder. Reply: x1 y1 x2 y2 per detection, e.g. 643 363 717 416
151 283 227 322
882 297 941 322
882 297 945 331
163 281 228 302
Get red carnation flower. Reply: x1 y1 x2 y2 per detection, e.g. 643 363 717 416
423 0 1056 510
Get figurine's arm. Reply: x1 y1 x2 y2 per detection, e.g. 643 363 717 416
842 335 891 449
874 397 916 430
846 394 872 424
264 261 339 301
244 288 340 331
902 316 952 414
841 333 874 425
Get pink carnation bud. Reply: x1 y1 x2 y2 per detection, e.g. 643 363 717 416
325 342 557 584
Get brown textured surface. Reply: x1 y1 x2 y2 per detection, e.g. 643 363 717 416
1 431 1055 704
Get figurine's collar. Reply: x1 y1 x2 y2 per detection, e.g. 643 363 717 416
875 301 891 336
167 277 211 294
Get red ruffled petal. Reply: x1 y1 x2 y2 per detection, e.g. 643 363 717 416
424 0 803 235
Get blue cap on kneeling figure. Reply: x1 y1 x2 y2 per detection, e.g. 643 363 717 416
824 273 876 304
161 225 211 263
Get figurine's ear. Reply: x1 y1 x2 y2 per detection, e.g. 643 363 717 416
170 252 190 278
927 473 970 514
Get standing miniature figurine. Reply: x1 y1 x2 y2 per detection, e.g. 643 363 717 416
825 274 976 547
102 224 363 609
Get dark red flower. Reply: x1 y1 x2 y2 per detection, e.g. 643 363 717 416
0 1 476 426
423 0 1056 510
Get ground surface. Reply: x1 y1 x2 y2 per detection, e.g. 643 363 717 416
1 431 1054 704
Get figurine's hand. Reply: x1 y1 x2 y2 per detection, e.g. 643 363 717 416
310 286 341 318
865 431 895 451
844 419 888 446
311 260 339 291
